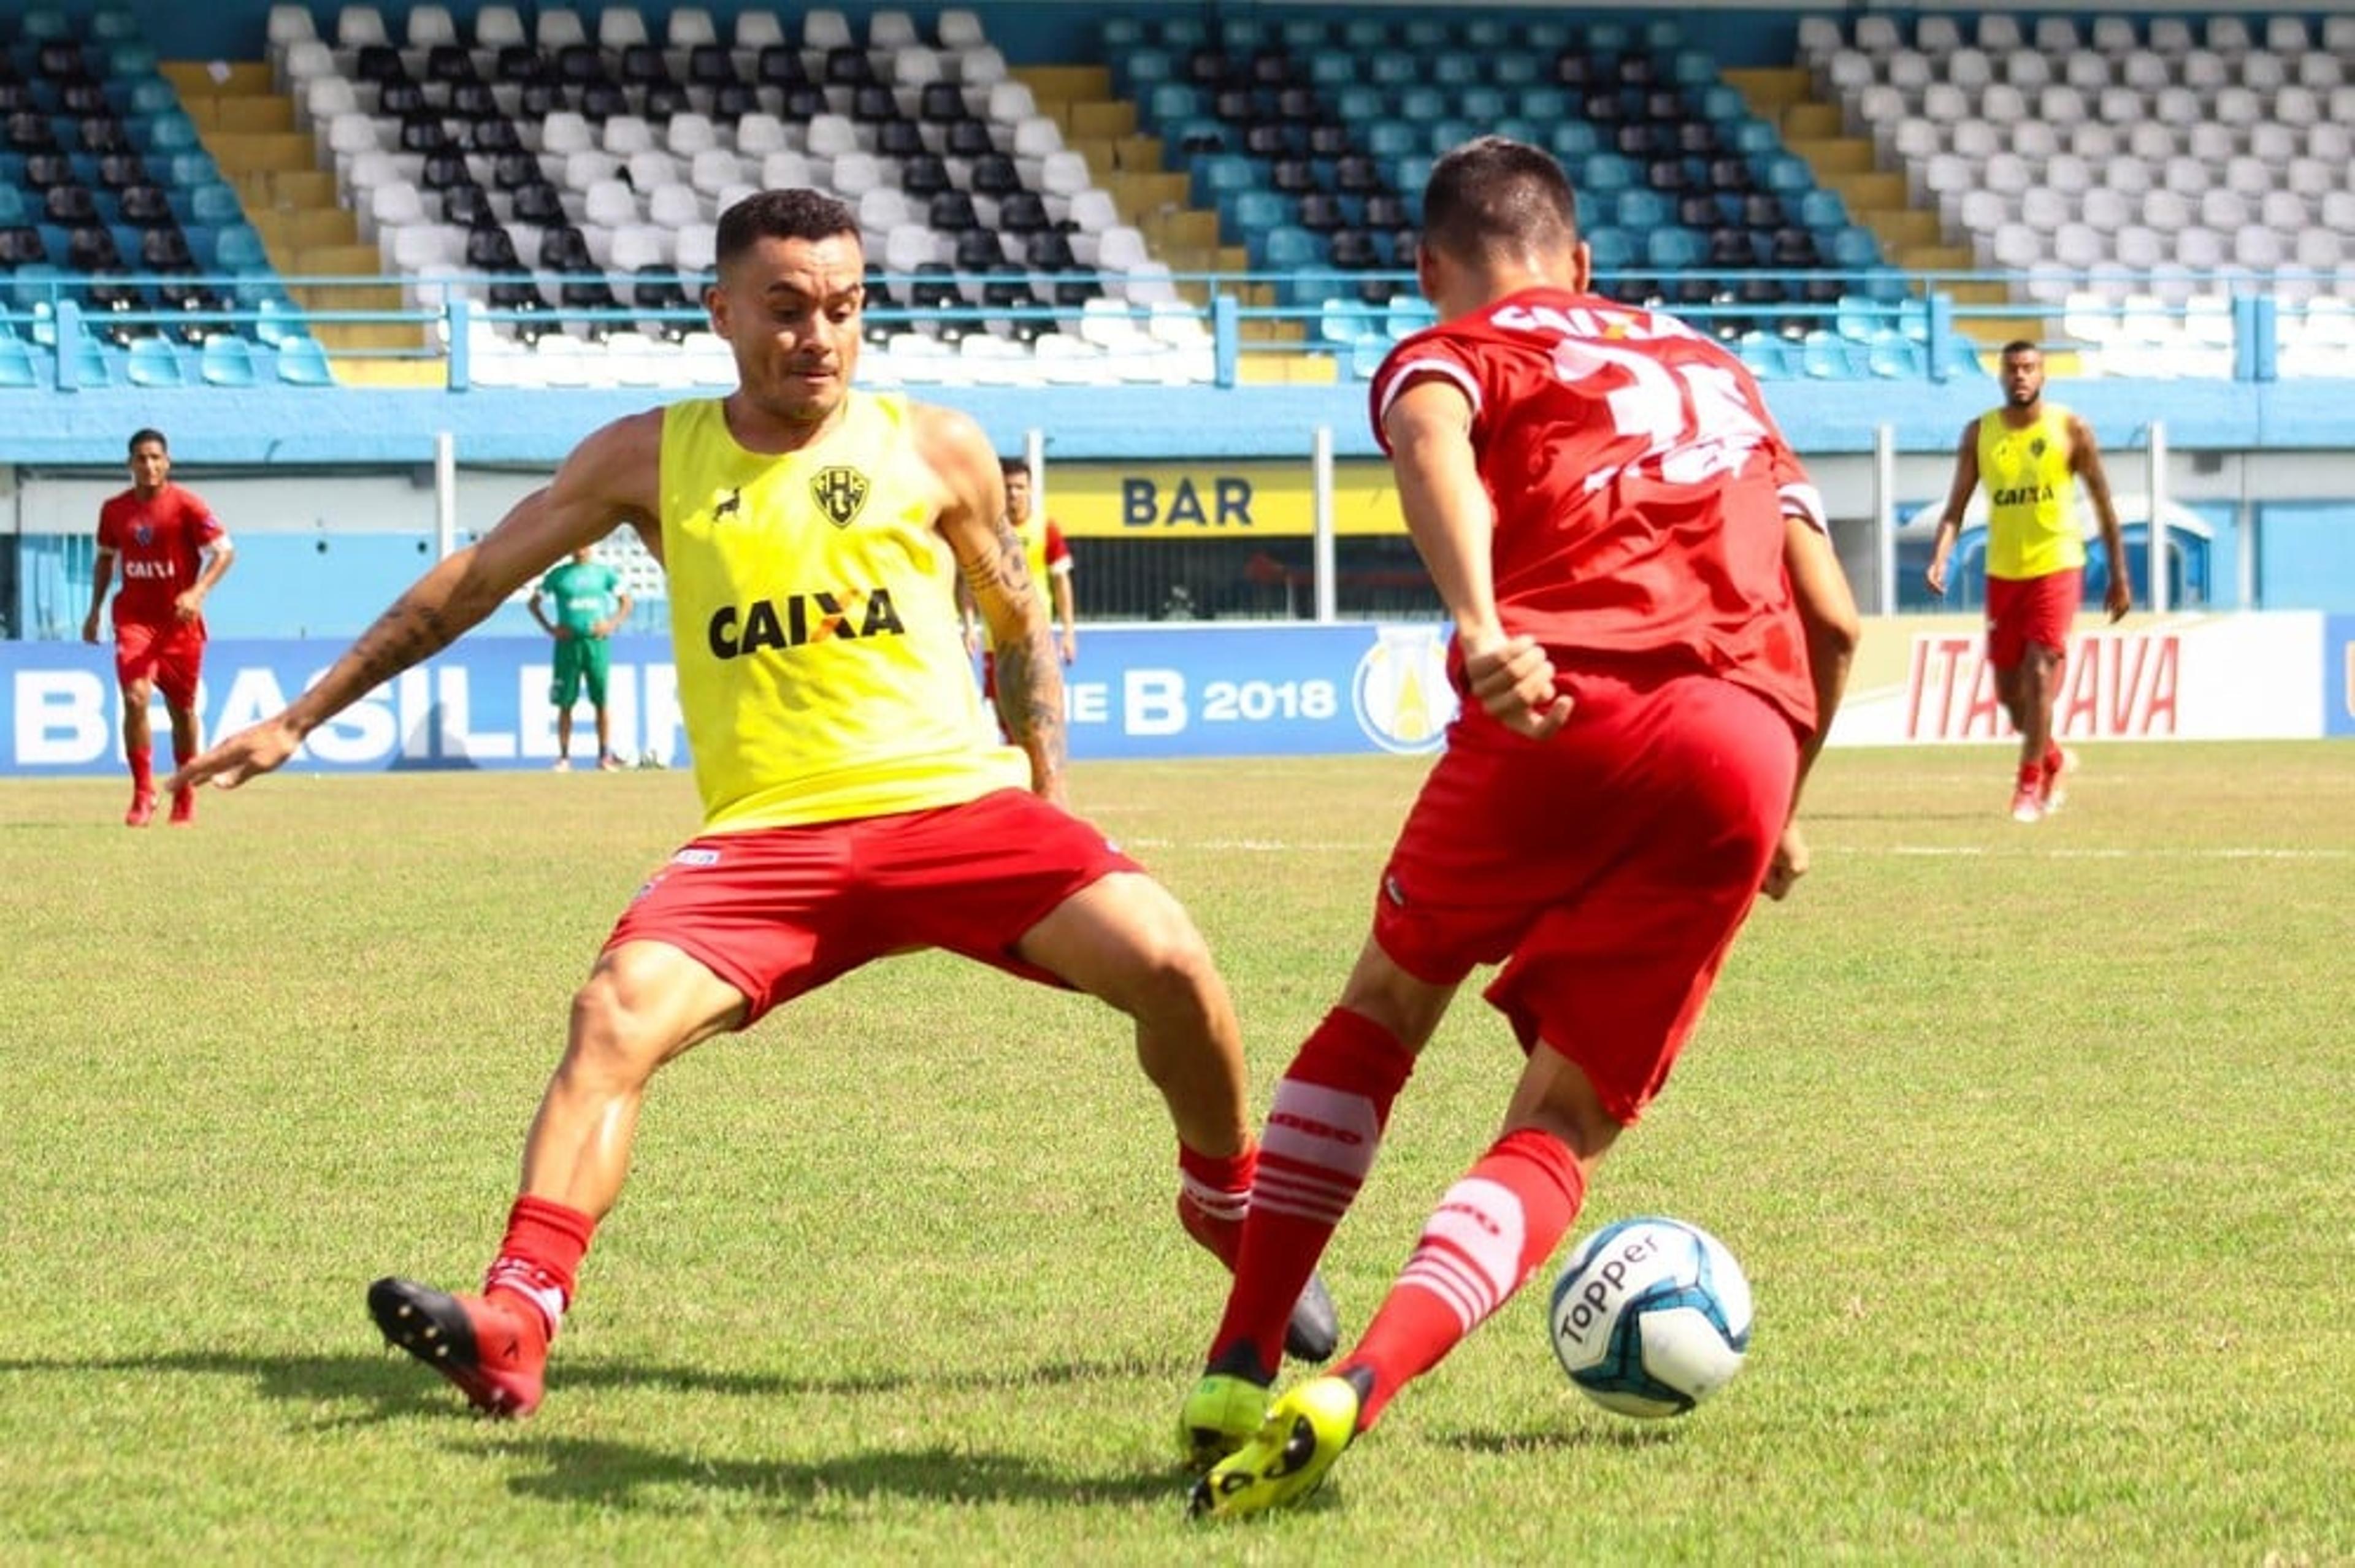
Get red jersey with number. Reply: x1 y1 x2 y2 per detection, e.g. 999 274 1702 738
98 483 223 629
1370 288 1824 733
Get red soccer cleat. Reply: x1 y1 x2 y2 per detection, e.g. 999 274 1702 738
167 788 196 826
124 791 156 827
368 1277 548 1418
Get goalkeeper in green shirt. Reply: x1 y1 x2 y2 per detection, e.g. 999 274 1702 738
530 546 632 771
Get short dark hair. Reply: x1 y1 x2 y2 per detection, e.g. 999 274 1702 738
2000 339 2040 359
714 188 859 270
128 427 167 455
1420 136 1580 264
1000 457 1030 479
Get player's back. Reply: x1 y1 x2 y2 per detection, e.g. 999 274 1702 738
1371 288 1818 731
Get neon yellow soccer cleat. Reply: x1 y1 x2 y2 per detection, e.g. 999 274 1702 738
1187 1374 1361 1520
1177 1372 1269 1474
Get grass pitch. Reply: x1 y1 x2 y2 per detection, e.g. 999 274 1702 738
1 743 2349 1564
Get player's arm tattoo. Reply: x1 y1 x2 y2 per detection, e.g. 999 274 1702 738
963 516 1066 772
350 598 462 690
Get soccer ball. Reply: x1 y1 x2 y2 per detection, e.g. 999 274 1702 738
1547 1216 1753 1418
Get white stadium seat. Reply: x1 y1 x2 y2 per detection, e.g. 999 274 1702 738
735 12 784 49
475 6 524 47
406 4 456 47
668 7 717 47
537 8 587 48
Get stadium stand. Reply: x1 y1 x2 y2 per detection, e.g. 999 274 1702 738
0 6 2348 389
250 2 1217 386
1794 9 2355 373
0 5 323 386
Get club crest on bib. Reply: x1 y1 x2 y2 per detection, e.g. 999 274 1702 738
810 466 870 527
133 523 154 546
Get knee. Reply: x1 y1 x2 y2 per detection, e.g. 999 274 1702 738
1111 902 1227 1023
564 954 670 1080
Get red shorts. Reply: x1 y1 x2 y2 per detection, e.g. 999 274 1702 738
113 619 206 709
1984 569 2081 669
1373 665 1799 1126
604 788 1141 1023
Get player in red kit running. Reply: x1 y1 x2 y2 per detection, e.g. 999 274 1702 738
81 428 234 826
1181 137 1861 1518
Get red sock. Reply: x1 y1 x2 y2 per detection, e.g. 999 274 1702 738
1176 1141 1256 1266
2017 762 2042 788
128 744 153 797
2043 741 2064 774
1341 1128 1586 1430
484 1195 596 1340
1205 1008 1416 1381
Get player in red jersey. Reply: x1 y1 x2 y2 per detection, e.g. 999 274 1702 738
81 429 233 826
1182 137 1861 1518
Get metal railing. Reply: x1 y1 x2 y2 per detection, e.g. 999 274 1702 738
4 266 2349 388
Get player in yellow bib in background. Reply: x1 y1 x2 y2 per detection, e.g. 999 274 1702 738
174 189 1335 1418
1926 341 2130 822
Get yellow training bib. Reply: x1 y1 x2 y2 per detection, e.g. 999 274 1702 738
659 394 1027 832
1977 405 2086 580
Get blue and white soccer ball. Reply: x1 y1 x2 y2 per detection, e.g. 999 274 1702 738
1548 1216 1753 1418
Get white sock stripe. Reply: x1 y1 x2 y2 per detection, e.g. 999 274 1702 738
485 1260 566 1341
1395 1261 1485 1333
1254 1170 1359 1217
1178 1172 1249 1218
1250 1185 1354 1223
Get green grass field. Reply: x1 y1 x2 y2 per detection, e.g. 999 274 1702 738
2 744 2349 1564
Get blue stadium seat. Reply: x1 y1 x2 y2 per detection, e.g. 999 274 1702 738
213 224 266 271
124 78 178 118
1384 296 1436 338
126 335 185 388
1308 55 1357 91
198 333 256 386
1146 82 1199 122
253 296 307 348
1796 189 1849 234
1260 223 1325 271
1666 50 1717 88
1516 87 1570 123
1825 226 1882 270
1585 227 1635 271
275 334 335 386
1319 296 1375 347
1614 189 1672 231
1866 330 1926 378
0 335 39 389
1579 153 1637 196
1801 331 1867 378
1737 331 1799 380
66 332 112 388
1646 226 1706 270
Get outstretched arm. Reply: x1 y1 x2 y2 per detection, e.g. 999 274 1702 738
918 406 1066 800
2071 415 2132 622
1385 375 1568 739
1924 422 1978 599
171 413 663 790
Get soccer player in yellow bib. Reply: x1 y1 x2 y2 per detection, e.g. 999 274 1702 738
1925 340 2130 823
170 189 1336 1418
